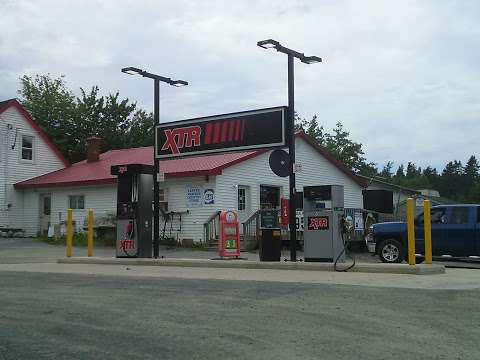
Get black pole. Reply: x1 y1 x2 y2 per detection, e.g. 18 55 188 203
153 79 160 258
288 54 297 262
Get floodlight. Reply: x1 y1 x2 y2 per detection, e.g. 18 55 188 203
301 56 322 64
257 39 280 49
121 67 143 75
171 80 189 87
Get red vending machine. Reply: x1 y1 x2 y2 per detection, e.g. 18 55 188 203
218 210 241 258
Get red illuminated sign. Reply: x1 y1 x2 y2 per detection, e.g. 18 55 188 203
307 216 329 230
155 107 287 159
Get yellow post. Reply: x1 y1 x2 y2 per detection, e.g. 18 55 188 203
424 200 432 264
406 198 416 265
87 209 94 257
66 208 73 257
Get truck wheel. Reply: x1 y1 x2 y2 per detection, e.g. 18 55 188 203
378 239 405 263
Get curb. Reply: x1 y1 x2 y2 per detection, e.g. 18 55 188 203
58 257 445 275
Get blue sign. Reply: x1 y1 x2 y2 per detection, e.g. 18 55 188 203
204 189 215 205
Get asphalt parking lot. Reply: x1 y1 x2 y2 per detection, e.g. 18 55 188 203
1 238 480 359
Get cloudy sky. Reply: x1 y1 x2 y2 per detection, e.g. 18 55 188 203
1 0 479 171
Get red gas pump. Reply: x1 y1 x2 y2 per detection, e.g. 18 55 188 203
218 210 241 257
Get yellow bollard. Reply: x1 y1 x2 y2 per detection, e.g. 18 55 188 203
406 198 416 265
66 208 73 257
87 209 94 257
424 200 432 264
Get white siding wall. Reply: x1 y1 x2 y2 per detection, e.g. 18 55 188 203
18 137 365 239
22 185 117 236
0 106 66 230
216 137 364 219
159 176 217 242
295 139 364 208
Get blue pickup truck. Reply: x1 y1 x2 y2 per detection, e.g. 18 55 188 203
366 204 480 263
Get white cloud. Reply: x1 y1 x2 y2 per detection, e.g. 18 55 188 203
1 0 479 170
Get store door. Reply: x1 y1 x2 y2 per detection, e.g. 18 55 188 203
260 185 281 210
39 194 51 235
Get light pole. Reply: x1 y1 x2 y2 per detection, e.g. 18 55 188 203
257 39 321 262
121 67 188 258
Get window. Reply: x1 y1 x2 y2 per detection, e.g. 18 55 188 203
21 135 33 160
450 207 469 224
430 207 447 224
69 195 85 209
238 187 246 211
159 188 168 212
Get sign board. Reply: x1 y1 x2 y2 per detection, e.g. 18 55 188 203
354 212 364 231
155 107 287 159
260 210 279 229
204 188 215 205
185 185 202 207
307 216 329 230
296 210 304 232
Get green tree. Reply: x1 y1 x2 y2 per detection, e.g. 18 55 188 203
394 164 405 179
17 74 76 157
440 160 464 199
296 115 376 175
380 161 394 179
18 74 142 163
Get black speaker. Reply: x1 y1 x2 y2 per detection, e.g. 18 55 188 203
269 149 290 177
363 190 394 214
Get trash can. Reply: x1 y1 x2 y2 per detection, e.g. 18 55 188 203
259 210 281 261
259 228 282 261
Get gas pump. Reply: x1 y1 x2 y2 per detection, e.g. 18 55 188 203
303 185 345 263
111 164 153 258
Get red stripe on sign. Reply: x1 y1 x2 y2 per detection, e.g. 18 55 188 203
204 123 212 145
234 119 241 141
221 121 228 142
213 122 221 144
228 120 235 142
240 119 246 140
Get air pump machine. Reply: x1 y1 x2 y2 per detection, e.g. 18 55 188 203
111 164 153 258
303 185 345 262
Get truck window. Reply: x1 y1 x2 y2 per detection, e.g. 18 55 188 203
430 207 446 224
450 207 469 224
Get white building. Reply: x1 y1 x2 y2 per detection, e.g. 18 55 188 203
15 132 370 241
0 99 69 235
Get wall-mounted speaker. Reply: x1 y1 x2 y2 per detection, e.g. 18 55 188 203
269 149 290 177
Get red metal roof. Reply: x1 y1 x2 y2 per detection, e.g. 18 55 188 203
15 132 367 189
15 147 263 188
0 99 70 167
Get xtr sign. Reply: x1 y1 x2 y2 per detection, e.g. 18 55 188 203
155 107 287 158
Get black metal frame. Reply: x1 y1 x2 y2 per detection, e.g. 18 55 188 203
257 39 322 262
121 67 188 258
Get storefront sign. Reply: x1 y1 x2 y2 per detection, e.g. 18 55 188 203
307 216 329 230
155 107 287 158
204 188 215 205
186 185 202 207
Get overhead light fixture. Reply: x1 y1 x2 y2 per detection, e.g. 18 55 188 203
121 67 143 75
257 39 280 50
171 80 189 87
301 56 322 64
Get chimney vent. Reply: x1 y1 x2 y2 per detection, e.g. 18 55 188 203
86 136 102 162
